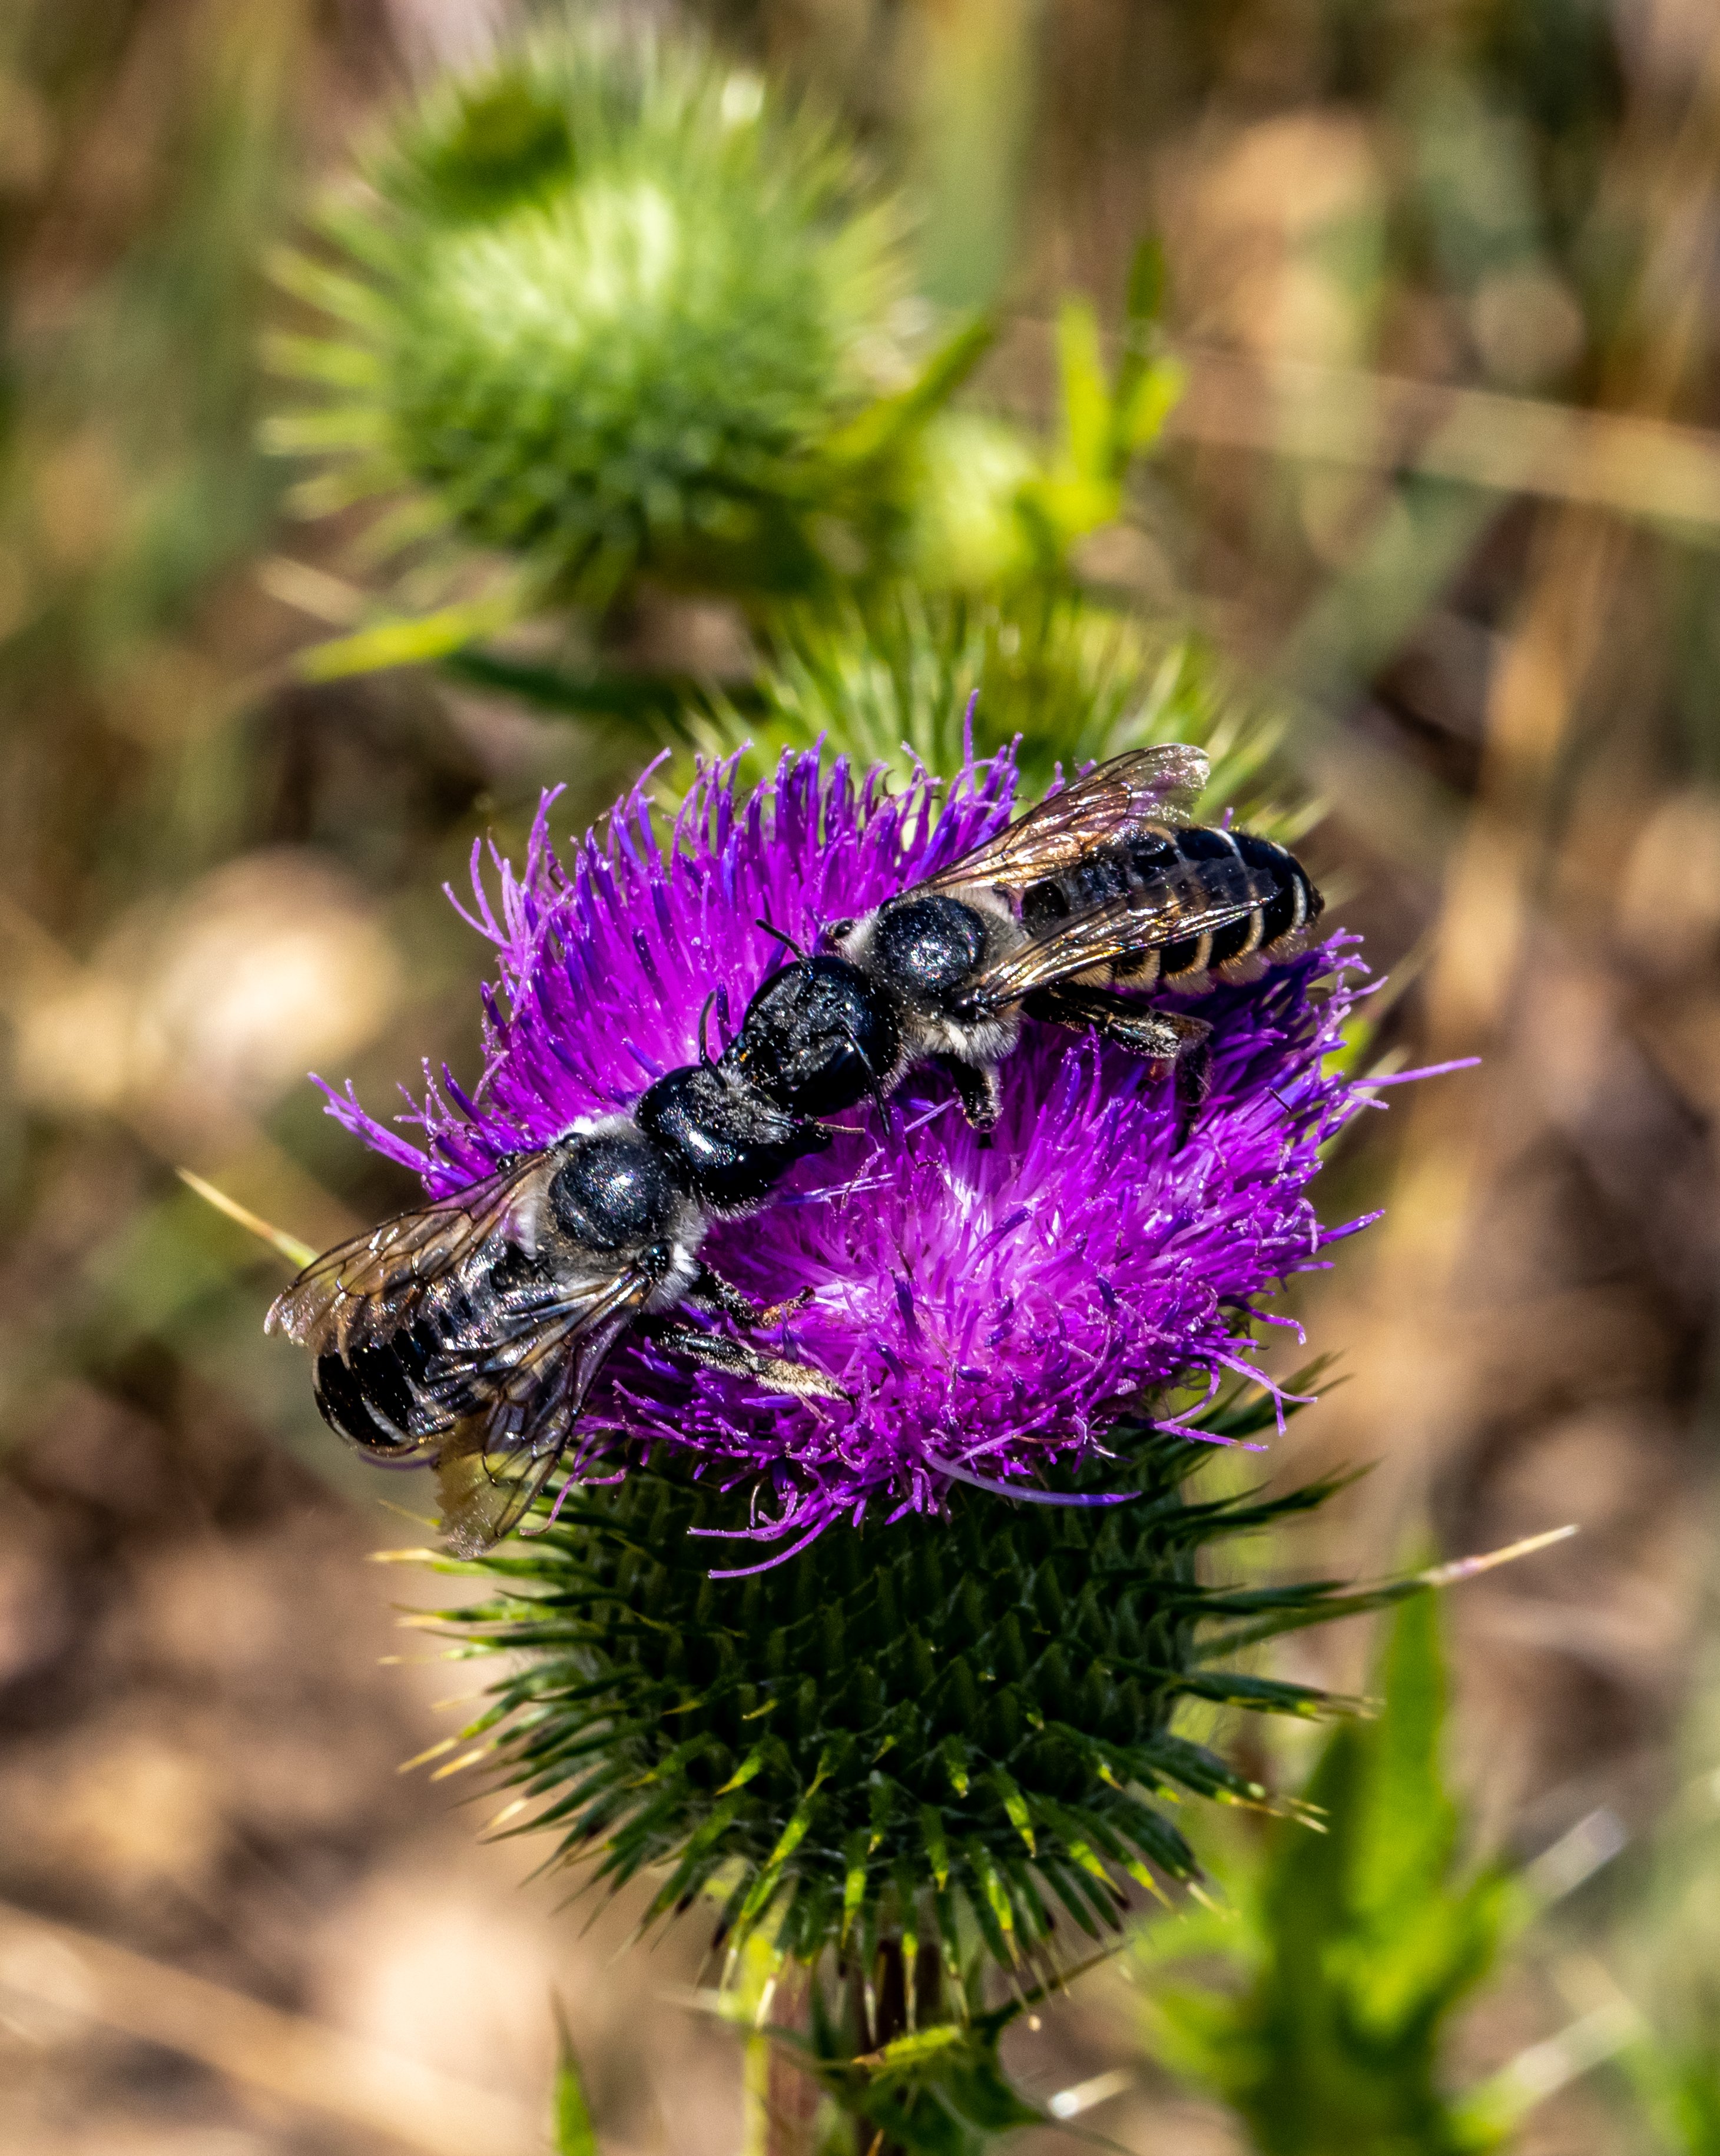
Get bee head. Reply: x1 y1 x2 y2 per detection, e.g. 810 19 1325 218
731 954 902 1119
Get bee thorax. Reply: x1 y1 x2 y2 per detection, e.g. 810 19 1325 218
548 1122 684 1252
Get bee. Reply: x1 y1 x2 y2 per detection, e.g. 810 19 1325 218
268 747 1321 1554
733 744 1323 1130
267 1097 847 1557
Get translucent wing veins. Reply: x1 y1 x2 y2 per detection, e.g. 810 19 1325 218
913 745 1211 898
265 1151 557 1358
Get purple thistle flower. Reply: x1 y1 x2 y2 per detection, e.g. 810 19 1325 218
321 747 1375 1561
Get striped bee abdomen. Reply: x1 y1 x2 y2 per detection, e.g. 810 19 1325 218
1021 823 1323 991
311 1243 552 1458
314 1319 448 1455
1228 829 1323 964
1019 822 1182 930
1155 827 1321 985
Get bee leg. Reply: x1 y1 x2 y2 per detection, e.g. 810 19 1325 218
1023 987 1213 1137
935 1056 1002 1132
685 1262 814 1332
647 1322 849 1402
1022 983 1186 1060
1165 1015 1215 1142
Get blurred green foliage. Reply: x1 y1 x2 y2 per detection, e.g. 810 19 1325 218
1631 2051 1720 2156
1138 1593 1520 2155
266 19 1195 728
0 0 303 914
1608 1634 1720 2155
884 241 1187 595
552 2001 602 2156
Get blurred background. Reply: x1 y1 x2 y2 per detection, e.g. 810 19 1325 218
4 0 1720 2151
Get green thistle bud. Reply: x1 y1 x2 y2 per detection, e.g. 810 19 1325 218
269 24 916 602
689 589 1305 827
408 1399 1383 1982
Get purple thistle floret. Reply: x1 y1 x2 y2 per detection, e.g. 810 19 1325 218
322 747 1378 1563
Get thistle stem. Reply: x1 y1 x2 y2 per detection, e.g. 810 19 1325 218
753 1966 820 2156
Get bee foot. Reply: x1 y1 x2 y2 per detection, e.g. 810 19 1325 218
652 1322 846 1404
755 1286 816 1327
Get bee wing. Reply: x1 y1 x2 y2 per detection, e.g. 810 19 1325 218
967 860 1277 1010
435 1442 565 1559
913 747 1211 897
425 1268 657 1556
266 1150 560 1359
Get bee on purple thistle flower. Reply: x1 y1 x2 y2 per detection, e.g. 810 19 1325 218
270 741 1370 1563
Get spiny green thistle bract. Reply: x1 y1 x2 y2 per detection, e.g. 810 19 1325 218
689 590 1304 821
269 22 912 601
417 1398 1371 1982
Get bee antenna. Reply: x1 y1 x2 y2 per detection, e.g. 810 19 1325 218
756 914 806 962
697 990 718 1069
